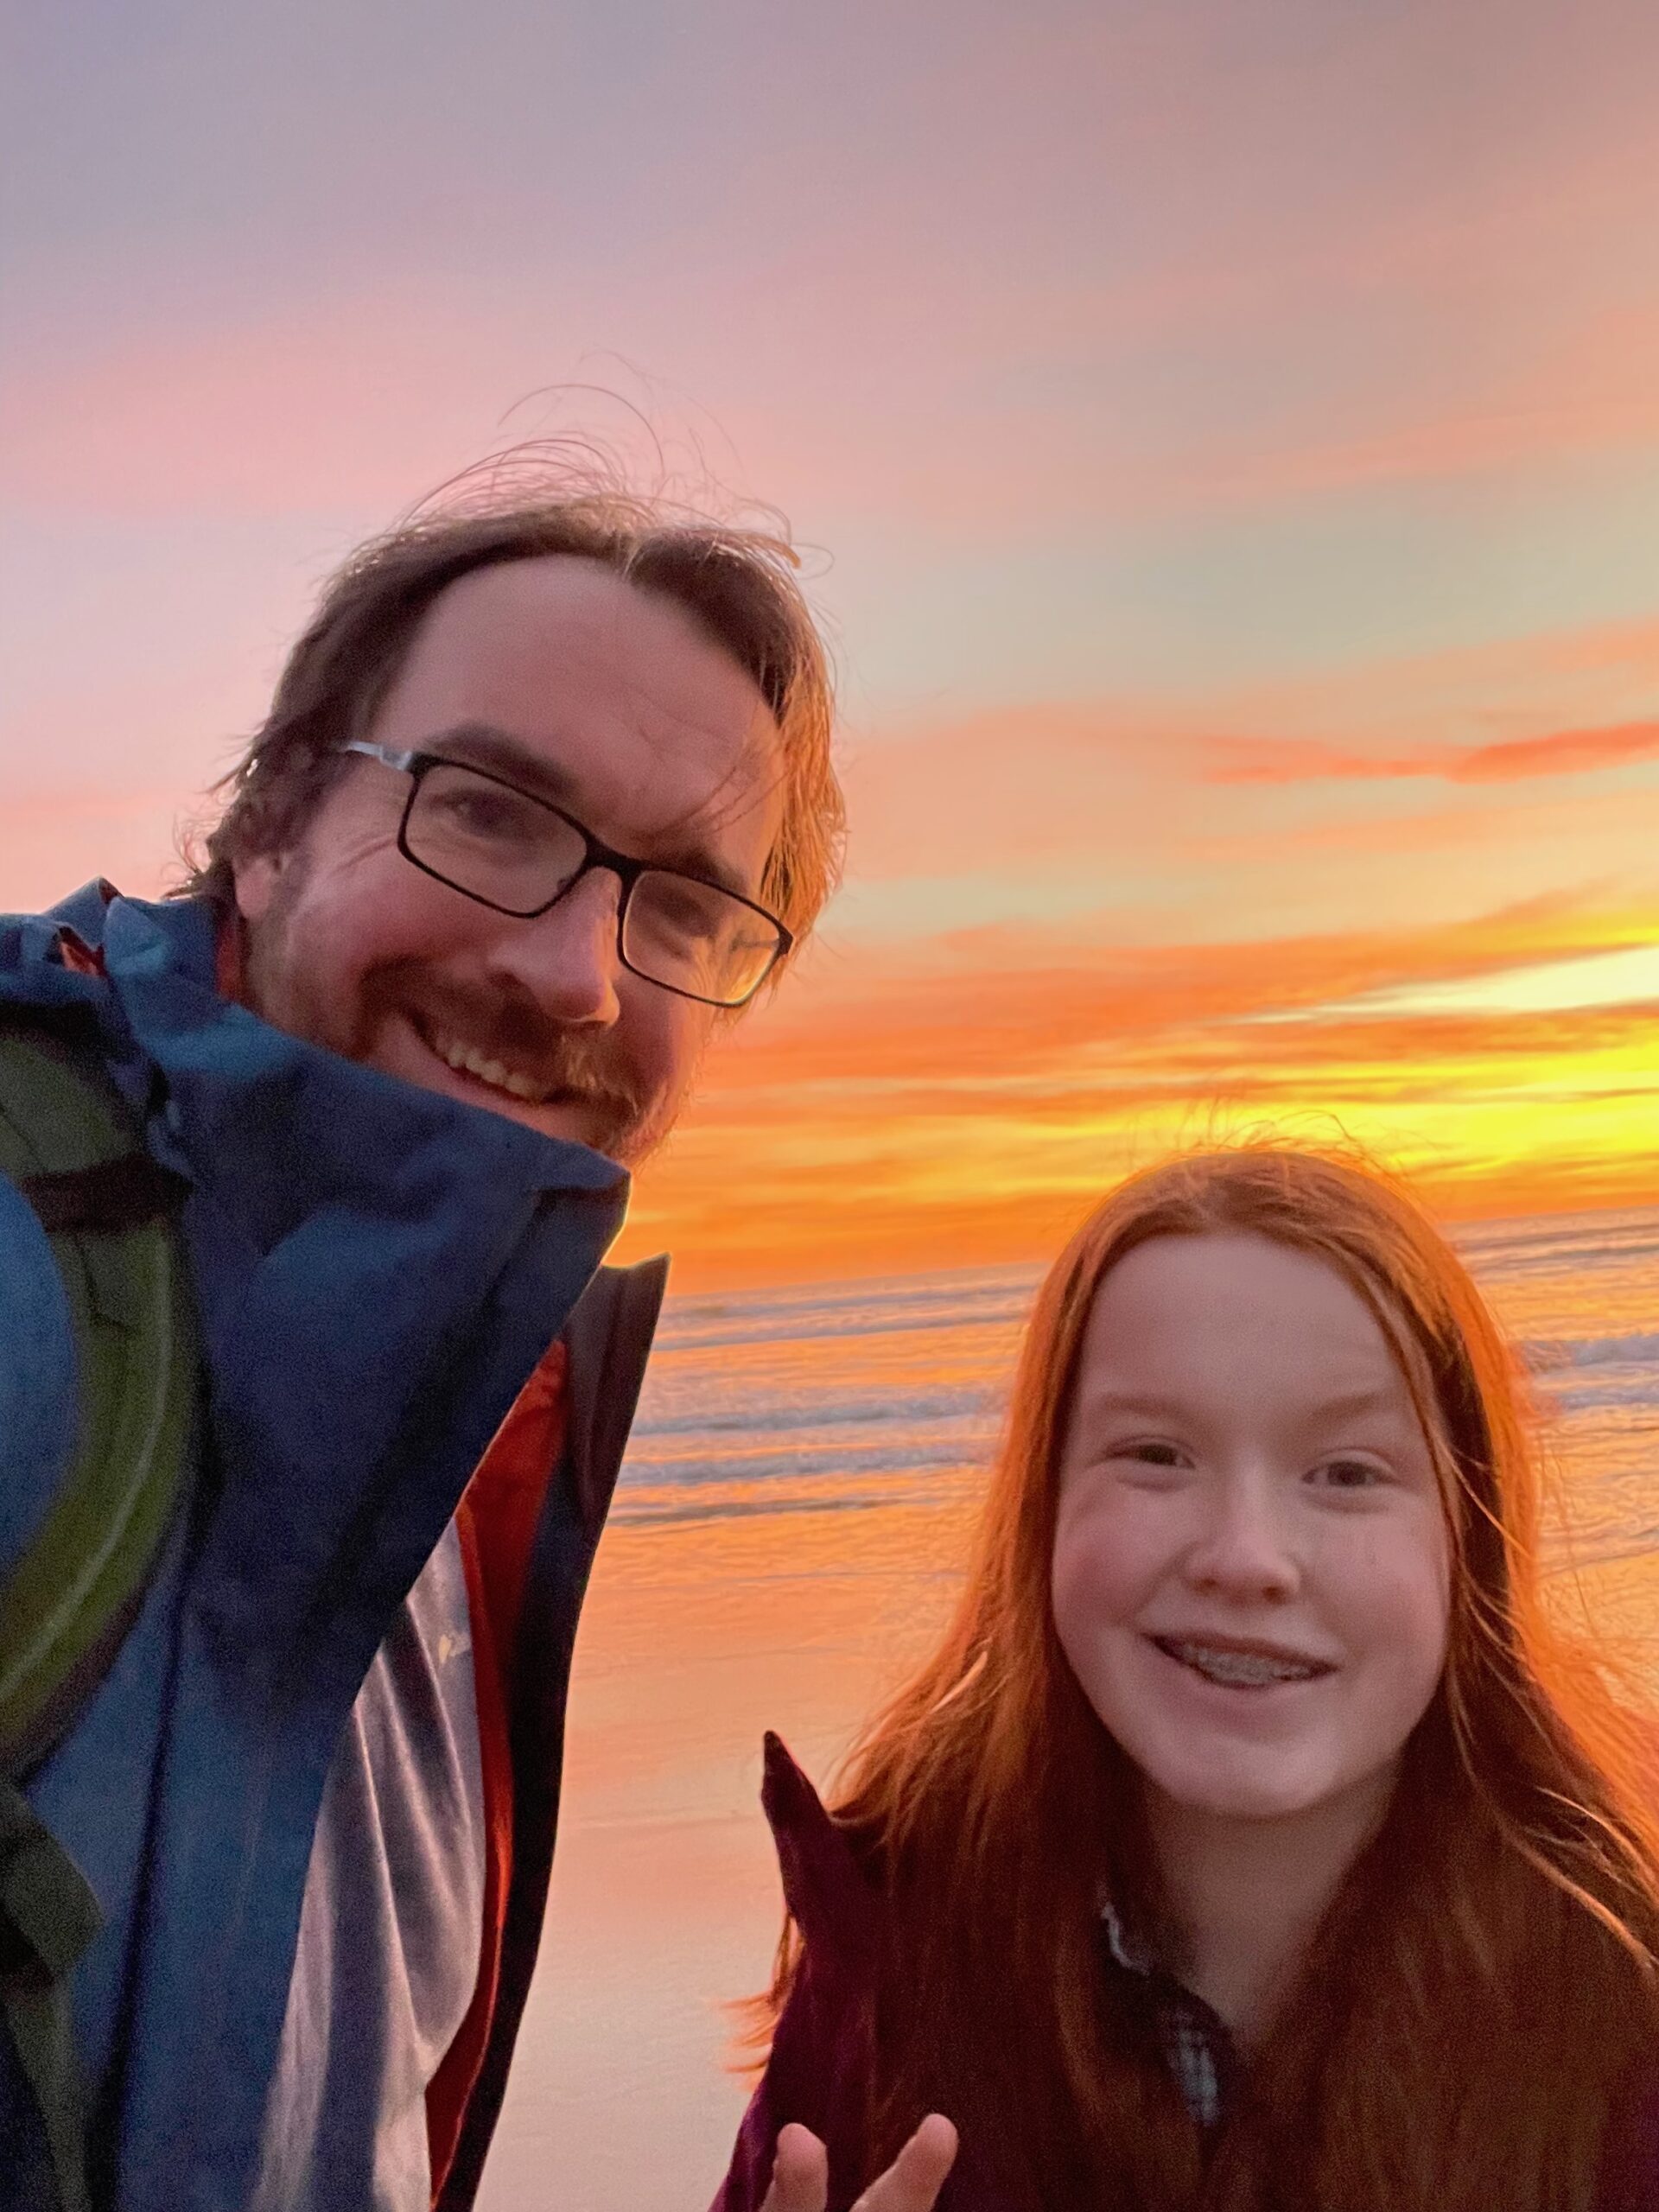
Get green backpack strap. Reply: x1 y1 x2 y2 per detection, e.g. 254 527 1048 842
0 1020 199 2212
0 1780 101 2212
0 1022 198 1776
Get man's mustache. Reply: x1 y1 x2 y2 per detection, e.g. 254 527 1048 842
382 972 652 1127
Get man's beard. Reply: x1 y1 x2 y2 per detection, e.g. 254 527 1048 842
380 963 664 1163
238 877 667 1166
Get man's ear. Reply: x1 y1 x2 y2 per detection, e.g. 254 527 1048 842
232 849 283 926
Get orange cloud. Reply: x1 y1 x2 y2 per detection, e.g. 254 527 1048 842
1205 720 1659 788
835 613 1659 915
615 896 1659 1287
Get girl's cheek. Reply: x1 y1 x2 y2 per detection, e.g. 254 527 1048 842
1053 1496 1155 1626
1052 1505 1104 1637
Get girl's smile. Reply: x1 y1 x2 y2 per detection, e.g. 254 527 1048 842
1147 1633 1338 1688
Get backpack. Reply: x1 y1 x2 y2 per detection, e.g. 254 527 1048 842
0 1018 199 2212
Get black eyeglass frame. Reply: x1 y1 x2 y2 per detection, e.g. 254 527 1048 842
340 740 792 1008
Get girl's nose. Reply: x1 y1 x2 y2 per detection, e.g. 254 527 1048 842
1182 1471 1301 1604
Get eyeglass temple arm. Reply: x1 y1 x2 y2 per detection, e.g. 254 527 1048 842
341 741 421 774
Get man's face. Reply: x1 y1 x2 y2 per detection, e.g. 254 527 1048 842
233 556 785 1168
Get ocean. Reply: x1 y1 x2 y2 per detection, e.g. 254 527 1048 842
480 1205 1659 2212
619 1206 1659 1546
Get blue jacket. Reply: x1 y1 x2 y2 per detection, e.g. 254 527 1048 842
0 887 630 2210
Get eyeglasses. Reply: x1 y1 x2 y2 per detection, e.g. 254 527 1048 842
340 741 791 1008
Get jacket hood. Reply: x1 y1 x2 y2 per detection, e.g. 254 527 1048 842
760 1732 882 1972
9 886 631 1648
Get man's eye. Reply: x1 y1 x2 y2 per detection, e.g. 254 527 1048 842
636 876 741 950
437 791 540 840
652 885 720 937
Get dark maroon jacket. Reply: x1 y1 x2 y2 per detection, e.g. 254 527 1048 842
710 1736 1659 2212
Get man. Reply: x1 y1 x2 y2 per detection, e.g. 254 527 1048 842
0 483 844 2210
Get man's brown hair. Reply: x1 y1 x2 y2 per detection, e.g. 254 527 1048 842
183 472 844 971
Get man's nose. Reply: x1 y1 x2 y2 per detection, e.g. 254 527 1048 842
480 867 624 1025
1182 1469 1300 1604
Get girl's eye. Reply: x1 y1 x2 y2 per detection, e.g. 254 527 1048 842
1120 1440 1185 1468
1312 1457 1386 1491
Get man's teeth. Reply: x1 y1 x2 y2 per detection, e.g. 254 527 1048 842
431 1031 550 1104
1160 1639 1325 1688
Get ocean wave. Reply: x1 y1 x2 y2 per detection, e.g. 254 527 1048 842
632 1383 1000 1440
1461 1214 1659 1281
611 1484 969 1529
622 1434 993 1490
1544 1382 1659 1418
1524 1332 1659 1372
652 1270 1039 1354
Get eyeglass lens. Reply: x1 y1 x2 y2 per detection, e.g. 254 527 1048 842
406 761 781 1005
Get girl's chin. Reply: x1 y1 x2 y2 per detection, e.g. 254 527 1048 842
1154 1780 1330 1826
1137 1750 1399 1836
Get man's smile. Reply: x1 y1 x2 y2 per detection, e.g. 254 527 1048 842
395 1002 650 1153
425 1021 556 1105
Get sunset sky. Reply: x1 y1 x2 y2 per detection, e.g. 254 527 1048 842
4 0 1657 1285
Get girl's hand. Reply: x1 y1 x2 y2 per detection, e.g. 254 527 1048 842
759 2114 958 2212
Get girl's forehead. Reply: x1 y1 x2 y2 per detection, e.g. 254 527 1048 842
1072 1231 1424 1427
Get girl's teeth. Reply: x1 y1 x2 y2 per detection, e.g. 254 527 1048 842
1164 1639 1321 1687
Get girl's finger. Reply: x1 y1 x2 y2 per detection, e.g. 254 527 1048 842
851 2113 959 2212
758 2122 830 2212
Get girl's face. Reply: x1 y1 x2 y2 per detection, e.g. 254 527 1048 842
1052 1231 1452 1838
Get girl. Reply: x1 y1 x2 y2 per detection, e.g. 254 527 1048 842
716 1147 1659 2212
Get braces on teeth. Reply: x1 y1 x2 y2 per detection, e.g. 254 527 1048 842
1164 1641 1323 1687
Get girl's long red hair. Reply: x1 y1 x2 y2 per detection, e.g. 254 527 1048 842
763 1147 1659 2209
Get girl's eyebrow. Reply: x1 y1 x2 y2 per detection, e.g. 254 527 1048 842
1076 1385 1404 1425
1299 1387 1406 1425
1073 1389 1189 1423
